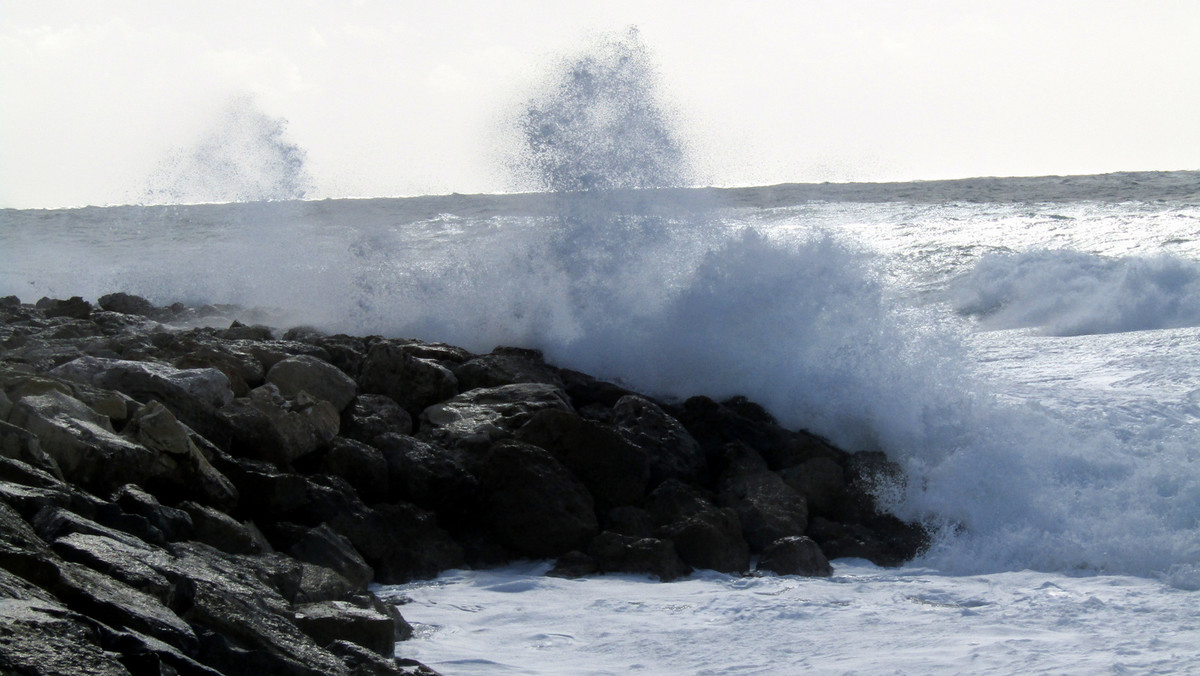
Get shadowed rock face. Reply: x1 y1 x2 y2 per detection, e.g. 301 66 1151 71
1 294 931 674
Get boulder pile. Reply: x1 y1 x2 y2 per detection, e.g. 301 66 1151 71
0 293 928 674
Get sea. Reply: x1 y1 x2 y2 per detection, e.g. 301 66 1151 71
2 171 1199 674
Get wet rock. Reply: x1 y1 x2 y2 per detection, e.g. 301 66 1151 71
645 480 750 574
516 408 649 508
779 456 846 517
0 419 63 479
0 596 132 676
587 531 692 581
313 437 389 505
612 395 706 487
293 599 396 657
268 355 359 412
756 535 833 577
716 444 809 551
359 340 458 417
478 440 597 559
178 500 263 555
376 434 477 527
220 384 340 468
37 296 92 320
111 483 194 542
289 523 374 590
417 383 572 453
452 347 564 391
98 292 158 318
341 394 413 444
326 502 464 584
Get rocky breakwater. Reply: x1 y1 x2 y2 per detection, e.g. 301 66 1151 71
0 293 928 674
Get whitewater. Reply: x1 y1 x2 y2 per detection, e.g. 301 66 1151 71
2 172 1199 673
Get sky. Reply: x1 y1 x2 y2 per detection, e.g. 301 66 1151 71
2 0 1198 208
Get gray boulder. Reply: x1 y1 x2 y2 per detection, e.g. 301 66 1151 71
418 383 572 453
756 535 833 577
268 355 359 412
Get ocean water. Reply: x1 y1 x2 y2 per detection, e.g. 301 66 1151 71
3 173 1199 673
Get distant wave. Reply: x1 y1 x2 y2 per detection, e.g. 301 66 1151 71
950 250 1200 335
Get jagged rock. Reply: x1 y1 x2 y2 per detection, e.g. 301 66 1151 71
268 355 359 412
326 502 464 584
0 596 132 675
452 347 564 391
716 444 809 551
314 437 389 505
120 400 239 510
645 480 750 574
169 541 352 676
359 341 458 417
547 550 599 578
173 340 266 397
178 500 262 555
111 483 194 542
612 395 706 487
220 384 340 468
418 383 573 453
478 440 597 559
289 523 374 589
6 390 161 496
342 394 413 445
756 535 833 577
293 600 396 657
49 355 234 445
516 408 649 508
376 434 477 527
0 419 63 479
806 515 929 567
587 531 692 581
557 368 637 410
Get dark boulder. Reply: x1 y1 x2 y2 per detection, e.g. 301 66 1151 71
359 340 458 418
756 535 833 577
376 434 477 526
612 395 706 487
587 531 692 581
477 440 598 559
644 479 750 574
417 383 573 453
342 394 413 445
516 408 649 508
452 347 564 391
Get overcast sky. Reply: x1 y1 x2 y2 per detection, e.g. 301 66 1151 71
2 0 1198 208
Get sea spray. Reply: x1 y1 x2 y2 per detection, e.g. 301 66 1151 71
143 94 312 205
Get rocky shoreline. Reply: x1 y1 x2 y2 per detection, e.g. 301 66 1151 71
0 293 927 675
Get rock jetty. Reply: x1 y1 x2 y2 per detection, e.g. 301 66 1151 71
0 293 927 675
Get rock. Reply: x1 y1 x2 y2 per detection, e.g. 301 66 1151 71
779 457 846 516
612 395 706 487
293 600 396 657
716 444 809 551
376 434 477 528
178 500 262 555
326 640 440 676
111 483 194 542
603 505 655 538
49 356 234 445
0 419 63 479
756 535 833 577
516 408 649 508
170 541 352 676
587 531 692 581
173 340 266 397
645 480 750 574
417 383 573 453
268 355 359 412
477 440 597 559
359 341 458 417
289 523 374 589
0 596 132 676
37 296 92 320
314 437 389 505
326 502 464 584
98 292 158 317
121 400 239 510
452 347 564 391
7 390 160 495
547 550 599 578
220 384 340 468
342 394 413 444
